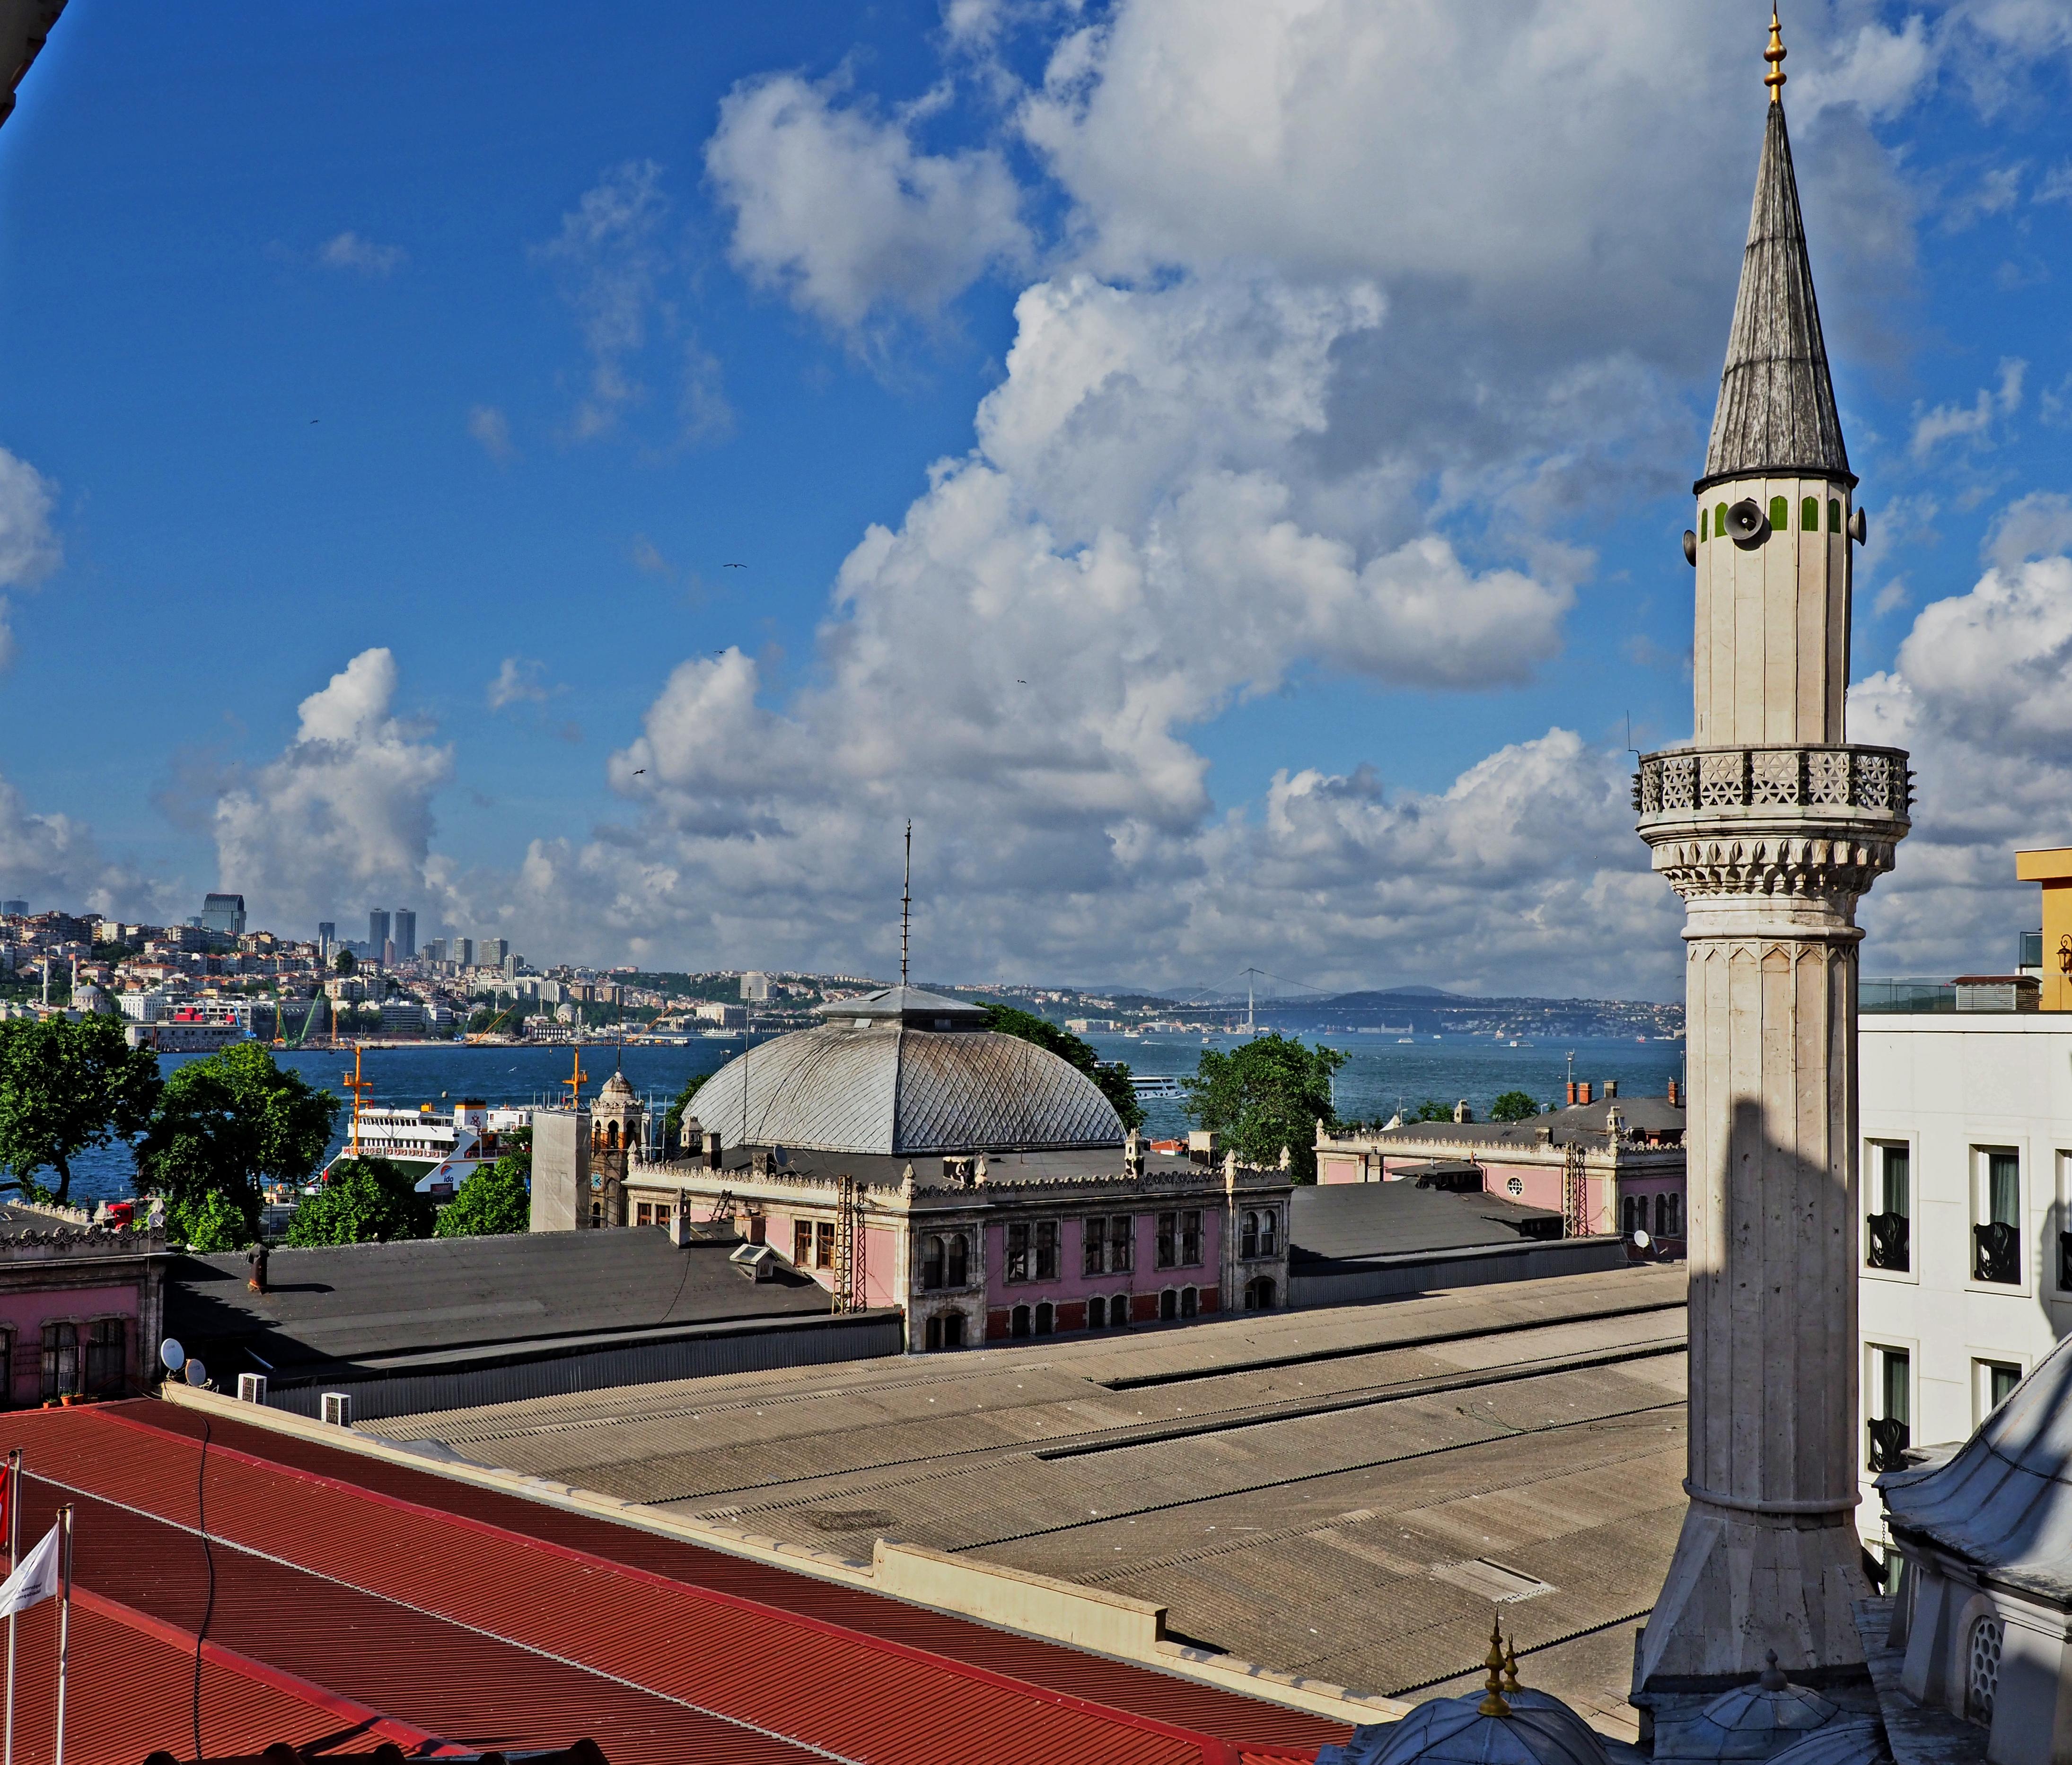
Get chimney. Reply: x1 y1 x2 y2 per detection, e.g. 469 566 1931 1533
1667 1077 1681 1108
1577 1082 1593 1106
1124 1129 1144 1178
702 1130 722 1168
1452 1100 1473 1124
1565 1081 1578 1106
1604 1079 1618 1100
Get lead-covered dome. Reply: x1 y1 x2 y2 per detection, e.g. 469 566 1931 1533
694 986 1124 1156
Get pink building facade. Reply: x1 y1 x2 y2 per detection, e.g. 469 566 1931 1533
0 1212 167 1406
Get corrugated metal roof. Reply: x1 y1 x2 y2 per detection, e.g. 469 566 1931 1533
694 1024 1124 1156
0 1404 1339 1764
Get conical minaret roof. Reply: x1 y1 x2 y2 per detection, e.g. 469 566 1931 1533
1701 96 1852 489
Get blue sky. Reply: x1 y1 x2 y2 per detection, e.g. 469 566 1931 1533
1 1 2069 996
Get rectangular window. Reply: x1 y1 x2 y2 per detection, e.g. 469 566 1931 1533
0 1331 13 1408
1241 1211 1258 1259
922 1235 946 1291
1035 1220 1060 1281
1083 1219 1107 1277
1109 1216 1133 1273
793 1220 813 1268
1181 1209 1203 1267
814 1221 835 1270
40 1323 78 1403
1155 1211 1176 1270
1867 1344 1910 1471
1006 1222 1030 1283
1973 1149 2020 1284
85 1319 124 1395
1866 1143 1910 1272
1976 1359 2022 1425
1259 1210 1277 1255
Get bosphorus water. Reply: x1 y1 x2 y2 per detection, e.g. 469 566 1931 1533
55 1029 1683 1206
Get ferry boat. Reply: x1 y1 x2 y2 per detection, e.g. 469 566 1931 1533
323 1093 532 1195
1128 1074 1185 1100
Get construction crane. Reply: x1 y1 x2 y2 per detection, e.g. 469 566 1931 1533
465 1000 521 1043
340 1043 373 1163
562 1045 588 1110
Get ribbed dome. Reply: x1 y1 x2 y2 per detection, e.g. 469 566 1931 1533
692 1022 1124 1157
1319 1692 1608 1765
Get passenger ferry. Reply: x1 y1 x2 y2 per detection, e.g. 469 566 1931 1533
323 1098 533 1196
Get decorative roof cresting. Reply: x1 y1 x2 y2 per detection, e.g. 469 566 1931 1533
1701 8 1852 491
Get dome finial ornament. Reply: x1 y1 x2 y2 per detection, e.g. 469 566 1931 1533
1503 1634 1524 1696
1477 1617 1512 1718
1765 5 1788 102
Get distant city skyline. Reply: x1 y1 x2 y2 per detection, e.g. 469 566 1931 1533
0 6 2068 998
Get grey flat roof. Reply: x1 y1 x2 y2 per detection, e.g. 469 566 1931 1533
1290 1181 1561 1264
638 1145 1212 1191
167 1229 831 1375
1358 1094 1684 1150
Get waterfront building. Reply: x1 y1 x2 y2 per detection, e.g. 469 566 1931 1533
604 984 1293 1350
1630 14 1911 1697
1314 1082 1685 1249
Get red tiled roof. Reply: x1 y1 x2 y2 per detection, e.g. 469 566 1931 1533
0 1404 1342 1765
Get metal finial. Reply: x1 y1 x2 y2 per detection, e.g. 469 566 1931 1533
1503 1636 1524 1695
1765 6 1787 102
900 820 912 987
1477 1617 1512 1718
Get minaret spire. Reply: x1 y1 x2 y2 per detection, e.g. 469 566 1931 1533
899 820 912 988
1704 15 1848 490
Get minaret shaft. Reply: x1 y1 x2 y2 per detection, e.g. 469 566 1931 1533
1631 58 1908 1700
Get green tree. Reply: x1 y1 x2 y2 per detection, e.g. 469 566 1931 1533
1489 1091 1543 1123
1412 1099 1454 1122
170 1188 252 1252
1182 1033 1346 1181
333 948 356 975
979 1004 1145 1131
284 1156 431 1246
0 1014 162 1205
434 1153 530 1237
663 1072 708 1155
135 1042 339 1242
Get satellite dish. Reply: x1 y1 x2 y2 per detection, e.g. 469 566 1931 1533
1633 1228 1653 1251
159 1338 186 1373
183 1359 208 1387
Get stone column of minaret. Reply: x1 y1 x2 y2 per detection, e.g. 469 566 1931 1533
1632 13 1911 1695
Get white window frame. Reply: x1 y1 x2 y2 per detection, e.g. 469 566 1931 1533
1971 1355 2026 1428
2053 1150 2072 1302
1863 1337 1915 1475
1861 1133 1919 1286
1965 1142 2028 1297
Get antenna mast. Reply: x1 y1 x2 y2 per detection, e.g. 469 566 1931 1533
900 820 912 987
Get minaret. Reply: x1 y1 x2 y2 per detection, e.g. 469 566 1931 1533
1633 11 1910 1696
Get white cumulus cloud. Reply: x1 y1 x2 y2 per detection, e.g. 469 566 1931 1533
0 447 61 672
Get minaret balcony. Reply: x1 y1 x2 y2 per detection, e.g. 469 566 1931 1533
1633 743 1912 826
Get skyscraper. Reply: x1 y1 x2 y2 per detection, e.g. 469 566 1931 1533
317 921 335 956
369 909 391 957
394 908 416 960
199 893 246 936
1632 14 1909 1693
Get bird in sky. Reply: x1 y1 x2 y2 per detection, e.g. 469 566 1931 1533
723 562 746 568
1017 679 1027 684
632 768 646 775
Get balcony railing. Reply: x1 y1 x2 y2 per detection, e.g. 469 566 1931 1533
1867 1417 1912 1474
1633 744 1912 818
1865 1212 1910 1273
1974 1222 2020 1286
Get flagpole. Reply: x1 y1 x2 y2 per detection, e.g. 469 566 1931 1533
51 1507 68 1765
3 1447 16 1765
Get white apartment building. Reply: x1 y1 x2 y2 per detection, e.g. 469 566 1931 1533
1857 1009 2072 1566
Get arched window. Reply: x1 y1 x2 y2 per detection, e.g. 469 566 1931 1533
1159 1289 1178 1321
924 1314 943 1352
1769 495 1789 533
1035 1302 1054 1336
40 1322 78 1402
1259 1211 1278 1256
1829 498 1842 533
1801 496 1820 533
1241 1211 1259 1258
1246 1277 1276 1310
1011 1304 1032 1338
1654 1193 1669 1238
1180 1287 1199 1318
1089 1295 1106 1329
1666 1192 1684 1237
942 1311 965 1349
589 1199 603 1225
947 1233 968 1287
922 1236 945 1291
1715 501 1729 538
1699 507 1709 542
1967 1614 2003 1725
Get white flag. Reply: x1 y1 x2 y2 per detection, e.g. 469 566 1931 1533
0 1524 60 1618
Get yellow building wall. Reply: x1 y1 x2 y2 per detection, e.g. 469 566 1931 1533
2016 847 2072 1013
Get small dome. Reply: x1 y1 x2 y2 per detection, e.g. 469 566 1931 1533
597 1070 636 1099
1317 1643 1608 1765
1654 1655 1837 1760
1765 1721 1890 1765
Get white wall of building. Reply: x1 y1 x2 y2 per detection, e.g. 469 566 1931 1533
1858 1014 2072 1554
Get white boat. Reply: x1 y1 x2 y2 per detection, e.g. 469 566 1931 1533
325 1100 530 1195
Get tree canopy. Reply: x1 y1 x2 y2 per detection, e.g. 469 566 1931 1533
979 1004 1145 1131
284 1156 432 1246
1181 1033 1345 1181
434 1152 530 1237
1412 1099 1455 1122
1489 1091 1543 1123
333 949 356 975
136 1042 339 1245
0 1014 162 1205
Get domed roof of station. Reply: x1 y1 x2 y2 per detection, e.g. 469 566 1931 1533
690 985 1124 1158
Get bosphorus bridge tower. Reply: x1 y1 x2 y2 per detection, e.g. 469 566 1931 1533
1632 12 1911 1695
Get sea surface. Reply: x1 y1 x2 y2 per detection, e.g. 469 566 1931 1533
54 1029 1684 1205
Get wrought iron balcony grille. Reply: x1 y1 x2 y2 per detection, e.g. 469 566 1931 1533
1632 744 1914 818
1867 1416 1912 1474
1865 1212 1910 1272
2058 1230 2072 1293
1973 1221 2020 1286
